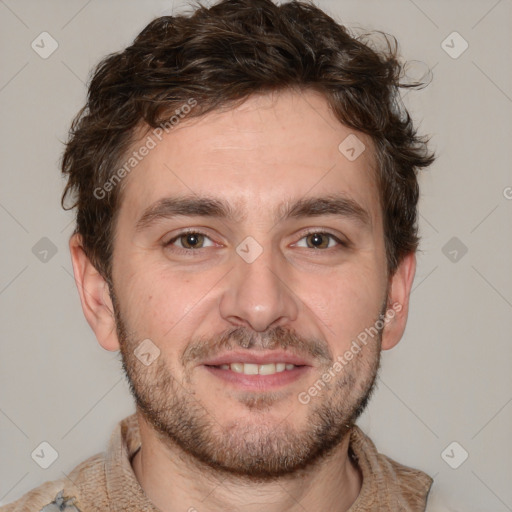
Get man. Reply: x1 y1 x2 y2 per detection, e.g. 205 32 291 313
1 0 436 510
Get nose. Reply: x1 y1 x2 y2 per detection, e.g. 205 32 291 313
219 245 300 332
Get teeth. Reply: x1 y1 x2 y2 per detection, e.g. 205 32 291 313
259 363 276 375
230 362 244 373
244 363 259 375
217 362 297 375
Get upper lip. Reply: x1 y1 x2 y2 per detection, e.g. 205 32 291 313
201 350 313 367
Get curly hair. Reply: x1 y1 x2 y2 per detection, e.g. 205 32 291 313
61 0 434 283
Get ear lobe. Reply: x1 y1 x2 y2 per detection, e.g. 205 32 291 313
380 252 416 351
69 233 120 352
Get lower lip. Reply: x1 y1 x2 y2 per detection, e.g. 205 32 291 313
202 365 311 390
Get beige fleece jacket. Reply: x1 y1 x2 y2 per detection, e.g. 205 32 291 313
0 413 433 511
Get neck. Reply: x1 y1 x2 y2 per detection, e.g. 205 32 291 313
131 412 362 512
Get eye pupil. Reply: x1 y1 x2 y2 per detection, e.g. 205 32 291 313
308 233 327 248
182 233 203 248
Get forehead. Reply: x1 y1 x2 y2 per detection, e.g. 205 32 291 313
118 89 381 227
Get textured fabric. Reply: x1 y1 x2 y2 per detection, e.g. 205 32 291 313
0 413 433 511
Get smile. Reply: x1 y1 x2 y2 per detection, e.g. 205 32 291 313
203 363 310 391
210 362 298 375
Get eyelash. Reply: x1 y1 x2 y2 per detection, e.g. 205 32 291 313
164 229 348 254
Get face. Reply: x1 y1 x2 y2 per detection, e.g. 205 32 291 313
104 89 396 479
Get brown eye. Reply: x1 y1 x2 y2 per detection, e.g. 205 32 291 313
293 231 347 250
305 233 331 249
177 233 205 249
165 231 215 250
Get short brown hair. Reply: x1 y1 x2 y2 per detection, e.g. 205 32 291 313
61 0 434 283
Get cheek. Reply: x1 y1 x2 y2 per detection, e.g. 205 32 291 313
302 263 385 348
114 263 194 339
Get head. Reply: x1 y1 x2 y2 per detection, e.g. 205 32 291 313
64 0 434 480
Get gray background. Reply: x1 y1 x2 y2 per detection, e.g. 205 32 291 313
1 0 511 510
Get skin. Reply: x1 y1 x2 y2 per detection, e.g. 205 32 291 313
70 89 416 512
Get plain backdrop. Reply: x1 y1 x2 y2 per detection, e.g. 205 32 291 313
1 1 511 510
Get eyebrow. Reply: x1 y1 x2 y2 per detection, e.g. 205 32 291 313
135 193 372 232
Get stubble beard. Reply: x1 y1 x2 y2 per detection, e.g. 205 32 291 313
112 291 384 481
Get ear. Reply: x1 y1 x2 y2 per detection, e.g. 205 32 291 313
380 252 416 351
69 233 120 351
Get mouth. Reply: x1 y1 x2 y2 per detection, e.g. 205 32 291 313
206 361 301 375
201 351 312 390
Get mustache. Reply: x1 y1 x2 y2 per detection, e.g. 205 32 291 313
181 325 333 367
